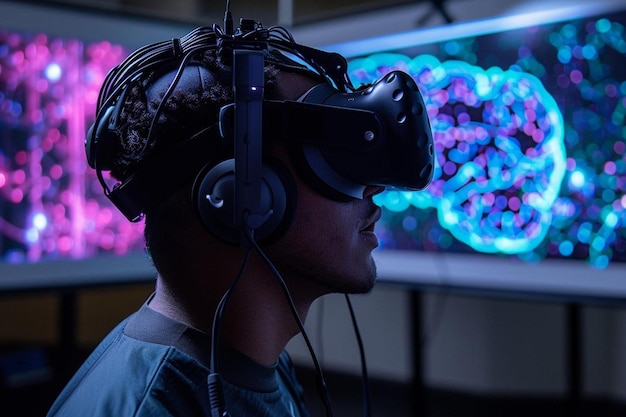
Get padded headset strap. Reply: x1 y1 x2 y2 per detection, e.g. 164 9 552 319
219 100 383 149
107 126 219 221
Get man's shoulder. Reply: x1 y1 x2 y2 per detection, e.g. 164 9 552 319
46 316 210 417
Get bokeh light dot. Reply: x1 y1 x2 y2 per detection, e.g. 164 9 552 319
605 212 619 228
559 240 574 256
570 170 585 188
33 213 47 230
15 150 27 165
570 70 583 84
596 18 612 33
45 62 62 81
49 164 63 179
402 216 418 231
25 229 39 244
509 196 521 211
58 236 73 252
10 188 24 203
604 161 617 175
592 255 610 269
581 44 597 60
602 189 616 203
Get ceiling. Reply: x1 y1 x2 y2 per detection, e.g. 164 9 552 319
30 0 443 27
16 0 594 48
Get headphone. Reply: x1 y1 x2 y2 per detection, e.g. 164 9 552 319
194 157 296 244
194 46 297 245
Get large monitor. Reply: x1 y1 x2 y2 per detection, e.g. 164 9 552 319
0 1 195 291
323 1 626 302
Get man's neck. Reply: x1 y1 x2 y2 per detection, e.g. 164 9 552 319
150 269 313 366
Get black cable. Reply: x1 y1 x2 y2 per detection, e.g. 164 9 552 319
138 50 201 159
210 247 252 373
206 218 335 417
90 19 368 416
223 0 233 36
206 247 251 417
92 21 355 173
432 0 454 24
345 294 372 417
245 227 335 417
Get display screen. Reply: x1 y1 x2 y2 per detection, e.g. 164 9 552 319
0 2 192 290
327 2 626 299
0 30 140 264
362 7 624 265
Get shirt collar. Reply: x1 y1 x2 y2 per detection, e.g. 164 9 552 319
124 297 279 392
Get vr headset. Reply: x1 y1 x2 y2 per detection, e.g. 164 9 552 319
86 18 434 243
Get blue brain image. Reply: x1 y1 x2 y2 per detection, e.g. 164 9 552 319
349 53 566 254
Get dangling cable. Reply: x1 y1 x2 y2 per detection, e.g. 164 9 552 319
246 227 334 417
210 247 252 373
345 295 372 417
207 247 252 417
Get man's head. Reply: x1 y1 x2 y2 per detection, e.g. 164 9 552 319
94 48 320 278
86 22 434 292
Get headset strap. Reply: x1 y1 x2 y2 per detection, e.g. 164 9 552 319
219 100 382 150
107 126 219 222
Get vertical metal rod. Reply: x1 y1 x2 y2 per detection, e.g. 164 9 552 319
566 303 582 417
58 291 78 381
410 289 428 417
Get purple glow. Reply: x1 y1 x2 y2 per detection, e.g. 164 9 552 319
0 29 143 264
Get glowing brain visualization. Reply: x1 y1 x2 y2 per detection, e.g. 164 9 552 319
351 53 566 255
348 11 626 268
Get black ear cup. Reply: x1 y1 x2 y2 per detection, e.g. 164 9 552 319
85 86 128 170
85 105 120 170
194 159 296 245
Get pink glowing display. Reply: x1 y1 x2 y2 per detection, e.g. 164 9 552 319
0 30 143 264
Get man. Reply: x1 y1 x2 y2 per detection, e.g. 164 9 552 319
47 17 433 417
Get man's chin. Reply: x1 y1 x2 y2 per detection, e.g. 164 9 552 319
336 266 378 295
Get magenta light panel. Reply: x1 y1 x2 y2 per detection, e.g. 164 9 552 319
0 30 144 264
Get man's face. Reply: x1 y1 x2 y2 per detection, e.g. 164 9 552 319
265 156 384 296
264 72 384 296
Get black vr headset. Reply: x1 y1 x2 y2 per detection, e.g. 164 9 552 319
86 18 434 244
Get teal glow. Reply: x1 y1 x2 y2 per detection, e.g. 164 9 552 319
559 240 574 256
605 211 619 228
570 170 585 188
596 18 612 33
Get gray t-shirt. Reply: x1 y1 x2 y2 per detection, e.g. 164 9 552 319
47 301 310 417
